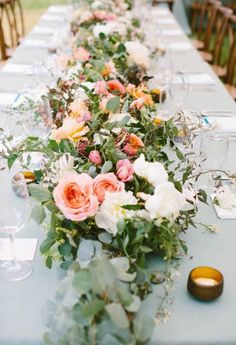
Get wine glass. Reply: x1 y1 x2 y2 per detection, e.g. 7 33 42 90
169 72 189 112
200 133 229 190
0 169 32 281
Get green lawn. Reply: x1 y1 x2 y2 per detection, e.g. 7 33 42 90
21 0 68 33
22 0 68 11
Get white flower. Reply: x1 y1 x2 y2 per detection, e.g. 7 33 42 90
133 154 168 187
95 191 137 235
145 182 186 220
214 185 236 209
125 41 150 69
93 21 126 38
43 154 74 186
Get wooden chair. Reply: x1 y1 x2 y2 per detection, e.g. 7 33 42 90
0 0 24 59
190 0 208 49
0 20 7 61
199 4 232 63
224 15 236 99
152 0 175 11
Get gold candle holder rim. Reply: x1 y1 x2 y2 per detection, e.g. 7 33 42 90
189 266 224 287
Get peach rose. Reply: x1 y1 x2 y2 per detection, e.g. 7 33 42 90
107 79 126 95
116 159 134 182
95 81 108 96
123 133 144 156
73 47 90 62
69 99 90 119
51 117 89 143
53 172 99 221
93 173 124 203
93 10 116 21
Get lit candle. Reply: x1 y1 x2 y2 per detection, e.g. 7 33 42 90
194 277 218 286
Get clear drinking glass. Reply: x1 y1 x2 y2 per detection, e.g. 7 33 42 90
200 133 229 189
169 72 189 111
0 170 32 281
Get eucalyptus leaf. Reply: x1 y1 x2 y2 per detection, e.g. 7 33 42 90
105 303 129 329
31 205 46 224
106 96 120 113
77 240 95 262
29 184 51 202
133 312 155 342
101 160 113 174
98 232 113 244
72 270 92 294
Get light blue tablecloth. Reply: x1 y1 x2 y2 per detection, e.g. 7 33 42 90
1 4 236 345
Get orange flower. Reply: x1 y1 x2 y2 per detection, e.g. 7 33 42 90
107 79 126 95
101 61 116 78
123 133 144 156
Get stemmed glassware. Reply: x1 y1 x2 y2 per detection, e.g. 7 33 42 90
0 168 32 281
169 72 190 112
200 133 229 190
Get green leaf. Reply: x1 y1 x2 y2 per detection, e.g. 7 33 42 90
82 298 105 318
77 240 95 262
98 232 113 244
31 205 46 224
106 96 120 113
101 160 113 174
7 154 18 169
29 184 51 202
133 312 155 342
122 204 142 210
105 303 129 329
73 270 92 294
117 43 126 54
140 245 152 253
58 242 72 257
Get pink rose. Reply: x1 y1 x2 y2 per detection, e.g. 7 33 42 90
74 47 90 62
95 81 108 96
116 159 134 182
89 150 103 166
130 98 145 110
107 79 126 95
93 173 124 203
123 133 144 156
93 10 116 21
53 172 98 221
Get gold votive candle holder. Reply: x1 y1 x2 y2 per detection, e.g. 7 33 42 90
187 266 224 301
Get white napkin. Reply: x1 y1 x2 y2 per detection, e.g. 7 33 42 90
156 18 176 24
152 9 170 16
211 196 236 219
32 26 56 35
0 238 37 261
2 63 31 73
22 39 48 48
41 13 63 21
169 42 192 51
157 29 183 36
203 117 236 133
174 73 216 85
0 93 17 106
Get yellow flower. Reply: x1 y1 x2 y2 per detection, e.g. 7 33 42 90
153 117 163 126
51 117 89 143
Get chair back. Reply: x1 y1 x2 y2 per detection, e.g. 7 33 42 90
212 6 233 65
225 15 236 85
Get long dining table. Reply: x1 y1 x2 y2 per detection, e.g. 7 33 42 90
1 4 236 345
